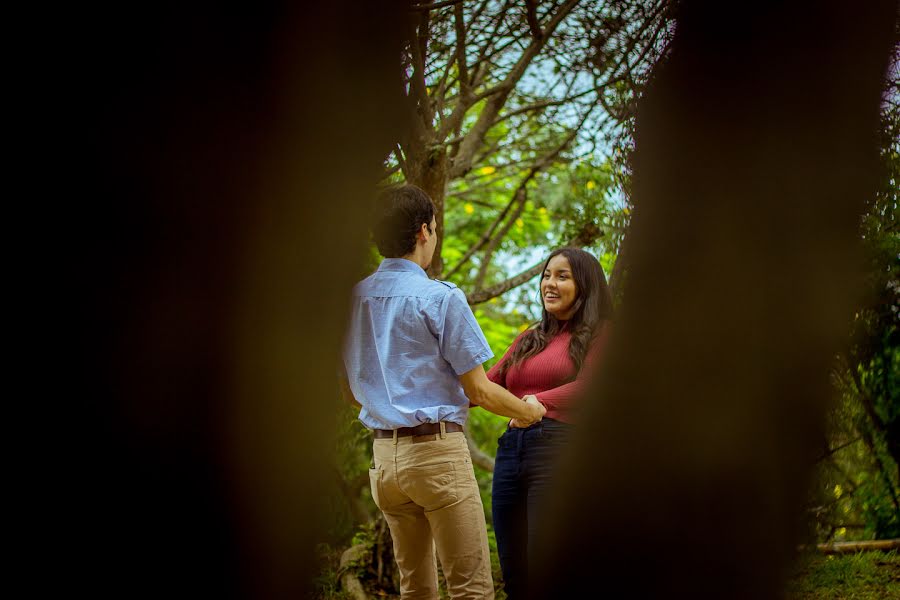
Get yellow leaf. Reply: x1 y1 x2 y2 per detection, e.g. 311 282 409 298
833 484 842 498
623 207 631 215
586 180 596 190
464 203 474 215
515 218 524 229
479 166 496 175
538 207 547 215
518 323 529 332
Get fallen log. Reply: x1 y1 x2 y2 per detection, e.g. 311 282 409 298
815 539 900 555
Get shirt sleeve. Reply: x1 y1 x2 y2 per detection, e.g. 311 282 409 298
434 288 494 376
535 325 609 412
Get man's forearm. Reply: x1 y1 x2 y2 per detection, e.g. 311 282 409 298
471 380 543 421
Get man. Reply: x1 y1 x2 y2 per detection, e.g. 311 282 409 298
341 184 545 600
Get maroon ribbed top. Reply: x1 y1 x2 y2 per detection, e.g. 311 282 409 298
486 324 608 423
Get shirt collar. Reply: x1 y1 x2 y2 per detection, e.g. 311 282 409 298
378 258 428 278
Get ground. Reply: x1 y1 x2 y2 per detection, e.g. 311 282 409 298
315 546 900 599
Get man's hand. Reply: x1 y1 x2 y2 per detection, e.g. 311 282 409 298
459 366 548 422
510 395 545 428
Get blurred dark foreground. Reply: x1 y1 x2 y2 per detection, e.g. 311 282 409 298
56 1 898 598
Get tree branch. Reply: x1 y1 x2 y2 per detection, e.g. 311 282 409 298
499 97 569 121
466 261 544 305
524 0 543 41
453 2 469 93
398 55 429 161
449 0 582 179
473 187 528 289
608 230 627 302
433 20 538 142
466 29 533 83
466 219 603 305
394 144 409 180
475 120 587 287
452 103 594 285
604 0 669 84
430 60 454 117
380 162 402 181
492 82 608 126
815 436 862 463
467 0 514 84
410 0 464 11
435 85 507 144
406 11 434 131
435 75 614 151
444 188 523 280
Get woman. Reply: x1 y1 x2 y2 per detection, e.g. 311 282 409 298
487 247 614 599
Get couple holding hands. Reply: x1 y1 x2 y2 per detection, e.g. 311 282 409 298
341 184 613 600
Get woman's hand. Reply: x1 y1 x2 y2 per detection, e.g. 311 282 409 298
510 395 545 428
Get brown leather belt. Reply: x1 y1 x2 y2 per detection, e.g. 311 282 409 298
373 421 463 439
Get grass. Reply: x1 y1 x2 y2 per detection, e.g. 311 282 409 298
786 550 900 599
310 543 355 600
313 539 900 599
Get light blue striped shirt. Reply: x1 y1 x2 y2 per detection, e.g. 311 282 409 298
343 258 493 429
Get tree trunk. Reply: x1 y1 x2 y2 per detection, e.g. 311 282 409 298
410 148 449 278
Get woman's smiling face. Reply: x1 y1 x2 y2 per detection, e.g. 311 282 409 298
541 254 578 320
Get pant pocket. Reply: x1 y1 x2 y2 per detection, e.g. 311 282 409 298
497 428 518 450
368 467 384 510
402 462 458 511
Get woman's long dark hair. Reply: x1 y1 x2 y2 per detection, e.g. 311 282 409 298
498 247 613 377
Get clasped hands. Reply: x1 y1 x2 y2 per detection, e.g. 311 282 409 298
509 394 546 429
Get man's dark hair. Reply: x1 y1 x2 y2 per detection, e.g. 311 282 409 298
372 184 435 258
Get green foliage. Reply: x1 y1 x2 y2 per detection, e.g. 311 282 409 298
335 402 372 488
810 72 900 544
349 515 377 551
322 401 376 546
786 551 900 599
310 543 355 600
445 153 625 305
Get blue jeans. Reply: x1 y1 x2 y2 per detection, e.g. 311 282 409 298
491 418 572 600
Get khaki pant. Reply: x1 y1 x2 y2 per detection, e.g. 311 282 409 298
370 429 494 600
